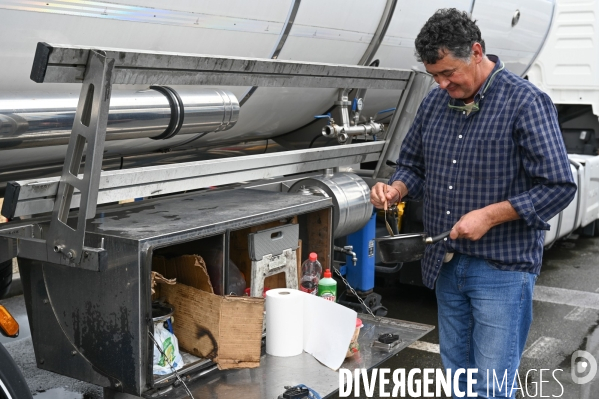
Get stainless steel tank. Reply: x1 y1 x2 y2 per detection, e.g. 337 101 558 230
289 171 373 237
0 0 555 185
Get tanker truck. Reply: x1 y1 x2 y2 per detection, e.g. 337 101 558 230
0 1 582 398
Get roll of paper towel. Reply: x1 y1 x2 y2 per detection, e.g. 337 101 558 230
265 288 357 370
265 288 304 357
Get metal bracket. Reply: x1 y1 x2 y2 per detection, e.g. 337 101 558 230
0 225 35 263
0 225 106 271
44 50 114 266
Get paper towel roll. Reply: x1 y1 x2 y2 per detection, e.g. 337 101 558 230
265 288 304 357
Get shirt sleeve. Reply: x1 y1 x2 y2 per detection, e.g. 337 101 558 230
387 95 429 201
508 92 577 230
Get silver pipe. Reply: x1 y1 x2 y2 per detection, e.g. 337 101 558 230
0 88 239 150
321 89 383 143
178 89 239 135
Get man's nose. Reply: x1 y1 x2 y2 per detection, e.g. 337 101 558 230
437 77 450 90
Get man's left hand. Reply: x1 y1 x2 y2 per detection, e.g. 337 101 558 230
449 209 492 241
450 200 520 241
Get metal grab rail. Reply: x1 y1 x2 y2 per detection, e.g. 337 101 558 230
31 43 411 89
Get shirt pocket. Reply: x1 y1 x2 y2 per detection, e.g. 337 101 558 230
468 139 509 180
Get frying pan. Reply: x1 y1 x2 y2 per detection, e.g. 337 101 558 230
375 230 451 263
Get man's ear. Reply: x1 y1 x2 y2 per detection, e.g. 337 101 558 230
471 42 484 64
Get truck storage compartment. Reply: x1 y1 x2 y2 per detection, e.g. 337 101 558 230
16 187 434 398
16 188 333 396
148 206 333 374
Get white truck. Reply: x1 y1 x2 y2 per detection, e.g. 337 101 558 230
0 1 591 398
527 0 599 243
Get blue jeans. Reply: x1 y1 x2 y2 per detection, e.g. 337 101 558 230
435 253 536 399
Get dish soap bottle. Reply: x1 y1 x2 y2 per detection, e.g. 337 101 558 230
318 268 337 302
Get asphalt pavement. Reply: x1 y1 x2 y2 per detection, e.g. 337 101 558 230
2 234 599 399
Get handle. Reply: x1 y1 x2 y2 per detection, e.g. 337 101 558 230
424 230 451 244
270 230 283 240
314 112 332 125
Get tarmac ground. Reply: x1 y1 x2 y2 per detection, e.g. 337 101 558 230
2 234 599 399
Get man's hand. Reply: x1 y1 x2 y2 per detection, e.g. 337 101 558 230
370 182 406 209
450 201 520 240
449 209 493 241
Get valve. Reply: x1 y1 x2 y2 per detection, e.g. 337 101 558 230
313 113 333 125
319 90 385 144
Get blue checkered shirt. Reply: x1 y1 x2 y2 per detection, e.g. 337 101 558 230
390 56 577 289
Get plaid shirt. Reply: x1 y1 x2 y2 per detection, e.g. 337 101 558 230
390 56 577 289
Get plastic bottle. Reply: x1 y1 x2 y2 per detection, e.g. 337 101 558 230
300 252 322 295
318 268 337 302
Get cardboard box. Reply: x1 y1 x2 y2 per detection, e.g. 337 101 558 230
153 255 264 370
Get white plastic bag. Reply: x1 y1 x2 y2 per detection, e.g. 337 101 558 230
152 321 184 375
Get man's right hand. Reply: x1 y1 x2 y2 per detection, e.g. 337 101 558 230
370 182 403 209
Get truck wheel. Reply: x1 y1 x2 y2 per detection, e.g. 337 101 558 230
0 343 32 399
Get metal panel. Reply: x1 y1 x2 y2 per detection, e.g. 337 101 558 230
471 0 554 76
143 313 434 399
544 213 560 247
8 142 384 217
526 0 598 109
18 260 115 390
84 188 332 241
557 164 581 238
33 43 411 89
569 154 599 227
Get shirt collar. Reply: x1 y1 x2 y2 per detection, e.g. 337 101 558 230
448 54 505 108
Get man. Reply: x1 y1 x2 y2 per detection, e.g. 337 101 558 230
370 8 576 399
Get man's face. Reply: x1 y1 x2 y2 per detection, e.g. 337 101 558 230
424 50 478 101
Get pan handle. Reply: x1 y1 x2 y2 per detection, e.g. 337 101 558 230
424 230 451 244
